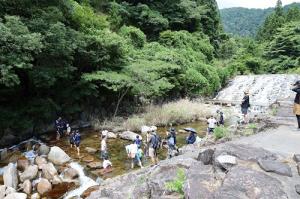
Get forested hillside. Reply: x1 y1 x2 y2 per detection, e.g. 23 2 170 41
220 2 300 37
0 0 299 145
0 0 231 139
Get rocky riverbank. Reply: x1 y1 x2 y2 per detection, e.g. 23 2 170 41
87 131 300 199
0 144 91 199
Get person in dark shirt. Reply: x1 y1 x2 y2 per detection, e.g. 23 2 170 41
241 91 250 124
292 80 300 129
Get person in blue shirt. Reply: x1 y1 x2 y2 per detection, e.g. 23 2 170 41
73 130 81 156
55 117 64 140
134 135 142 148
186 131 196 144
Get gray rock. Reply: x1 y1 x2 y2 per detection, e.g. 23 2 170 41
119 131 141 141
22 179 32 194
35 156 47 169
48 146 71 165
215 143 277 162
37 178 52 195
85 147 98 154
41 163 58 180
297 163 300 176
20 165 38 182
3 163 18 189
257 159 292 177
0 185 16 199
4 192 27 199
215 155 237 170
31 193 41 199
184 163 218 199
214 166 288 199
293 154 300 163
38 145 50 156
295 184 300 195
197 149 214 165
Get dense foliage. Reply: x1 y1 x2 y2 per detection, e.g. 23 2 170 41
0 0 232 136
220 3 300 37
217 1 300 75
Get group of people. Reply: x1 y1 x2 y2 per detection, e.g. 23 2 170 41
55 117 81 155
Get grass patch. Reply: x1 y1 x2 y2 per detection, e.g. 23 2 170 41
247 123 257 129
213 126 228 140
165 168 186 197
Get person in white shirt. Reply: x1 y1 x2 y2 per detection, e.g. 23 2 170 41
103 156 112 169
207 116 217 134
100 135 107 159
125 143 143 169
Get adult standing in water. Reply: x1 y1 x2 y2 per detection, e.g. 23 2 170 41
73 130 81 156
55 117 64 140
166 128 177 159
241 91 250 124
149 130 160 165
292 80 300 129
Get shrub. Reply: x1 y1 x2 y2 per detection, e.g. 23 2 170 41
165 168 186 197
214 126 228 140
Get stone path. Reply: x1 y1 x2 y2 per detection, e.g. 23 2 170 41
233 124 300 157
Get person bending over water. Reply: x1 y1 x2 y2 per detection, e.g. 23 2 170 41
126 143 143 169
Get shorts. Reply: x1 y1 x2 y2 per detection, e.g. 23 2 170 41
57 128 64 136
208 128 214 133
101 150 107 159
134 154 141 163
149 147 156 158
74 141 80 147
241 107 248 115
69 139 74 145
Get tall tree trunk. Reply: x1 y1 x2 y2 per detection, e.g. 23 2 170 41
113 87 130 118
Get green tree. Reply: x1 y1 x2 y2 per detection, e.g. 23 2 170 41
0 16 43 87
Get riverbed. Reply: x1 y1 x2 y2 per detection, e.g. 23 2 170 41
46 121 207 179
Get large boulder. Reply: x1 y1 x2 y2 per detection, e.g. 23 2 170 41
215 155 237 170
63 168 79 180
0 185 16 199
20 165 38 182
37 145 50 156
214 166 288 198
41 163 58 180
17 157 30 171
197 148 214 165
47 146 70 165
257 159 292 177
37 178 52 195
22 179 32 194
35 156 47 169
3 163 18 189
119 131 141 141
4 192 27 199
107 132 117 139
214 143 277 162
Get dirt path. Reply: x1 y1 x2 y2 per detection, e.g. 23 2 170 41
232 124 300 157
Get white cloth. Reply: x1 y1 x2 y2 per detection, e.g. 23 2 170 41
103 160 112 169
125 144 138 155
207 118 217 128
101 139 107 151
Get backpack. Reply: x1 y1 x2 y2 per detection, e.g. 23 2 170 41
151 134 161 150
